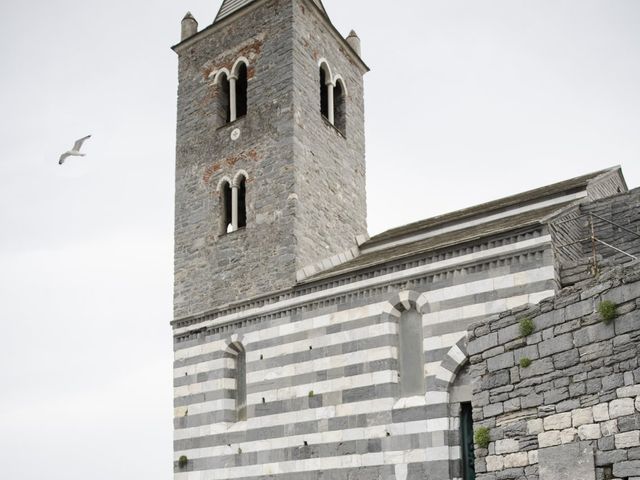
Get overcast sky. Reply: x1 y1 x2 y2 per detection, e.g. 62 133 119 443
1 1 639 479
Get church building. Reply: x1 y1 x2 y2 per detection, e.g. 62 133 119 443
170 1 631 479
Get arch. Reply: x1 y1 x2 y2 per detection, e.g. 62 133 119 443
233 60 248 119
231 57 250 77
213 68 231 85
434 338 469 393
317 58 333 83
218 178 233 235
333 76 347 134
232 170 249 188
214 70 231 125
224 340 247 422
216 176 232 192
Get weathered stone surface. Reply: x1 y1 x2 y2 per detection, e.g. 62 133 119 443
573 407 595 427
503 452 529 468
538 431 562 448
544 412 572 430
593 403 610 422
616 431 640 448
613 460 640 478
495 439 519 455
611 398 636 418
538 443 595 480
578 424 602 440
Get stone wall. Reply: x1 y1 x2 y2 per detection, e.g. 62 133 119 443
468 263 640 480
553 188 640 287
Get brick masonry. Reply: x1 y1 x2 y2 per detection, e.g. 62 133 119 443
468 262 640 480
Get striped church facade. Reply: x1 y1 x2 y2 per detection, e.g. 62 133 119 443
171 166 628 480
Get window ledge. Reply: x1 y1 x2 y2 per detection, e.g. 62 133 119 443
321 115 346 138
216 115 247 132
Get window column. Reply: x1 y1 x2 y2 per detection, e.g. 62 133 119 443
229 74 238 122
326 82 335 125
231 184 239 231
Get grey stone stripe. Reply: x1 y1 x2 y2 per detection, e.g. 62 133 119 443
176 464 396 480
248 358 397 394
250 333 397 372
178 432 433 473
174 367 234 388
174 388 234 409
174 349 227 369
246 313 383 352
423 279 556 314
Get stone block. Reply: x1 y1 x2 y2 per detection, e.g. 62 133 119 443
469 333 499 356
593 403 610 422
600 420 619 437
573 408 595 427
495 439 519 455
578 424 602 440
487 352 515 372
561 428 578 444
538 442 595 480
616 431 640 449
544 412 572 431
613 460 640 478
539 333 574 357
617 385 640 398
573 321 614 347
528 419 544 435
637 396 640 413
538 431 562 448
486 455 504 472
611 398 636 418
484 402 504 418
528 450 539 465
504 452 529 468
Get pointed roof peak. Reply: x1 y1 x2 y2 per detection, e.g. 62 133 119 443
215 0 326 23
183 11 195 20
348 30 359 38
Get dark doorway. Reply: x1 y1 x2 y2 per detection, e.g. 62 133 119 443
460 402 476 480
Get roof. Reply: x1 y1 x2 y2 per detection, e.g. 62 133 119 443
215 0 326 22
366 168 613 249
302 167 624 283
304 203 571 282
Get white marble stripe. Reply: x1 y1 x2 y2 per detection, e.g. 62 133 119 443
173 235 553 336
174 397 395 440
246 346 396 384
173 447 458 480
175 418 451 461
423 290 556 326
361 193 584 255
174 370 398 418
248 322 397 362
174 377 236 399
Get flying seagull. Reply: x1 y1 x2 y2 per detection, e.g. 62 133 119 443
58 135 91 165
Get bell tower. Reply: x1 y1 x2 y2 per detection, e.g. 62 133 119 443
173 0 368 319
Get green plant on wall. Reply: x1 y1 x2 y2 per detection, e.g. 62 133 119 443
520 357 532 368
519 318 535 337
178 456 188 469
474 426 491 449
598 301 618 324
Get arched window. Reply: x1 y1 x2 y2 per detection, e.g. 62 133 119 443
219 180 233 235
398 309 425 397
237 175 247 229
227 342 247 422
216 71 231 126
334 78 346 134
319 62 331 120
235 62 248 119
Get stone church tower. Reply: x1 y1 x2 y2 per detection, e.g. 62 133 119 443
171 2 632 480
173 0 368 319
